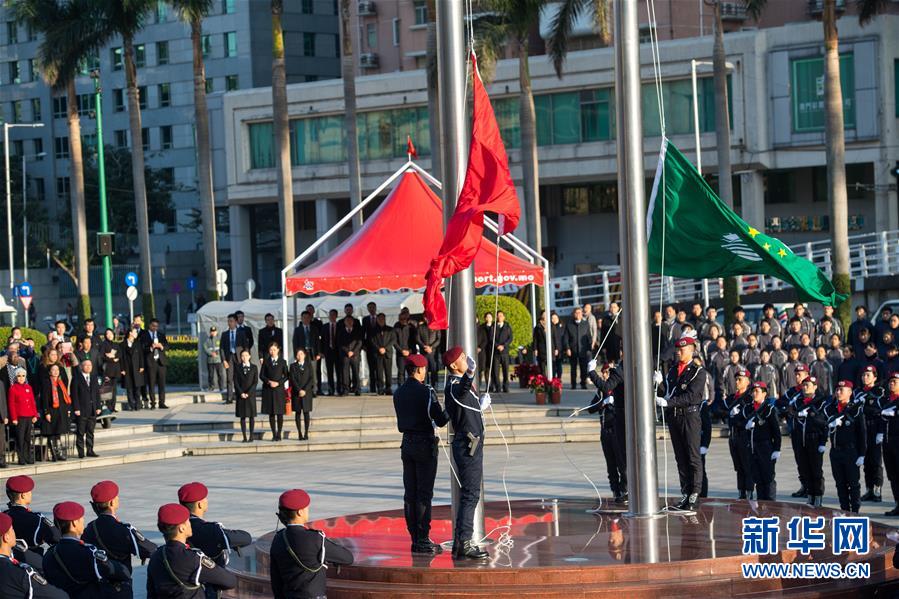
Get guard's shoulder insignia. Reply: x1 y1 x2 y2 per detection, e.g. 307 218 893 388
93 548 108 563
31 571 48 585
200 555 216 569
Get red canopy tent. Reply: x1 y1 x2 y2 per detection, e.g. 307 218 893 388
284 170 543 296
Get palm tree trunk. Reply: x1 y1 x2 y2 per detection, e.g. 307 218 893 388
123 34 154 318
713 2 739 326
517 39 541 253
191 17 219 301
271 0 295 267
66 80 90 321
339 0 362 231
823 0 850 328
425 0 441 181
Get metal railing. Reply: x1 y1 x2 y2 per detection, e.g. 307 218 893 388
550 229 899 313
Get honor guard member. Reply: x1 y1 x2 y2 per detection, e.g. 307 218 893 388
4 476 60 555
393 353 450 554
744 382 781 500
82 480 157 598
857 365 886 502
724 368 754 499
586 358 628 504
877 372 899 516
654 334 709 512
778 364 811 498
786 376 829 507
0 512 66 599
444 345 490 560
178 482 252 599
147 504 237 599
43 501 132 597
269 489 354 599
824 380 866 513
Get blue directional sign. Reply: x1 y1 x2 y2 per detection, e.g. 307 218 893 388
18 282 32 297
125 271 139 287
187 277 197 291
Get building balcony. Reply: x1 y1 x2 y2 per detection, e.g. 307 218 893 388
720 2 748 21
358 1 376 17
360 52 379 69
808 0 845 16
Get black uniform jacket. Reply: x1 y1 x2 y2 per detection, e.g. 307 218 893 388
444 373 484 438
146 541 237 599
42 537 131 598
187 515 252 567
4 503 60 552
0 553 67 599
82 513 157 573
393 377 449 434
269 524 353 599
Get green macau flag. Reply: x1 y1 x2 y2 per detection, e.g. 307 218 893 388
646 140 846 307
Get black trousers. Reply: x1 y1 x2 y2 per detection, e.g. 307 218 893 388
396 352 410 386
863 422 883 488
401 434 439 542
569 353 588 387
366 348 378 392
124 383 141 411
750 442 777 500
146 360 167 407
75 416 96 457
314 356 323 395
729 432 754 493
223 357 237 403
451 435 484 542
491 353 509 392
794 436 825 496
207 362 224 391
601 421 627 495
667 409 702 496
423 352 438 387
324 348 339 394
883 437 899 502
476 349 487 388
831 447 861 511
341 355 360 393
790 430 808 489
14 420 33 464
374 352 393 393
0 421 7 465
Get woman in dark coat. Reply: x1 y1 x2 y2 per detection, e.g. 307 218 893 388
99 328 122 412
260 342 288 442
233 349 258 442
289 348 317 441
119 328 145 411
39 363 71 461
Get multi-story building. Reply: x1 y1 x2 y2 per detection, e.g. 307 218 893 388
217 14 899 297
0 0 339 307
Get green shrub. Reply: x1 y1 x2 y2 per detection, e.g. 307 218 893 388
475 294 532 357
167 348 199 385
0 327 48 349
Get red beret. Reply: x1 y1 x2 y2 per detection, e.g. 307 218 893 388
889 372 899 381
836 380 854 390
805 376 818 385
5 475 34 493
862 365 878 375
675 335 696 348
279 489 311 511
751 381 767 390
405 354 427 368
735 368 751 379
177 482 208 503
90 480 119 503
53 501 84 522
443 346 463 367
794 364 808 372
0 512 12 536
158 503 190 526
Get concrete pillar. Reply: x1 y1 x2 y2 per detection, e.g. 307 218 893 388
315 198 339 259
874 160 898 233
740 170 765 230
229 204 253 300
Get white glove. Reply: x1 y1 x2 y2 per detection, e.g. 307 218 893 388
855 456 865 467
653 370 663 386
587 359 598 373
876 433 884 445
745 420 755 430
828 416 844 429
602 396 614 406
655 396 668 408
818 445 826 454
771 451 781 461
466 355 477 374
479 392 492 411
798 408 809 417
882 407 896 417
730 406 740 416
699 446 708 455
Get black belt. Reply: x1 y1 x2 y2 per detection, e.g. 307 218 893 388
671 405 700 415
402 431 435 439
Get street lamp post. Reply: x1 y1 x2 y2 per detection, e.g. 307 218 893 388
91 70 114 330
4 121 44 325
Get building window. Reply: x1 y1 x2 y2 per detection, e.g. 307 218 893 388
27 59 35 81
392 18 400 46
8 61 20 84
248 122 274 169
11 140 23 157
141 128 150 151
579 88 614 142
895 60 899 118
135 44 146 68
56 177 70 197
114 129 128 148
77 93 92 116
366 23 377 49
224 31 237 57
138 86 147 110
356 106 430 161
33 137 43 159
202 34 212 58
535 92 580 145
225 74 239 91
34 177 45 202
160 125 173 149
52 96 67 119
791 53 855 132
301 0 313 14
26 22 36 42
303 32 315 57
156 41 169 65
30 98 41 121
223 0 235 14
158 83 170 107
155 0 167 22
11 101 22 123
413 0 427 25
493 98 520 148
82 133 97 155
205 78 214 93
79 50 100 75
54 137 69 160
113 88 125 112
640 76 730 137
111 47 123 70
7 21 18 44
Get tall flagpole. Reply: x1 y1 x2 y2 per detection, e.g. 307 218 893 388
436 0 484 542
615 0 659 518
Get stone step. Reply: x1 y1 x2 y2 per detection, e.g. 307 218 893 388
0 446 185 477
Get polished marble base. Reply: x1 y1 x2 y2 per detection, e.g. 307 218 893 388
227 498 899 597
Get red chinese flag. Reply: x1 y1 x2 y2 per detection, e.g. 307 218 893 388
407 135 417 158
423 53 521 329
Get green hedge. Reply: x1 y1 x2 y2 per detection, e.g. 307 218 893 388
0 327 48 349
475 295 532 358
167 348 199 385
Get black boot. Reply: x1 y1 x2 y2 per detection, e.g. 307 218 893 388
860 487 876 501
412 538 443 555
739 490 747 500
791 485 808 498
884 505 899 516
452 540 488 560
872 485 883 502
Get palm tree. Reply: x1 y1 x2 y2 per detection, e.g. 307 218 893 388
271 0 295 267
14 0 101 322
338 0 363 231
425 0 441 182
171 0 219 301
546 0 610 77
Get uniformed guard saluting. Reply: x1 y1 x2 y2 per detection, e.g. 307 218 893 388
444 345 490 560
724 368 754 499
0 512 66 598
393 353 449 555
823 380 866 513
877 372 899 516
178 482 252 599
42 501 132 597
777 364 810 499
744 381 781 501
857 365 885 502
269 489 354 599
82 480 157 599
147 504 237 599
586 359 627 504
4 475 60 555
786 376 829 507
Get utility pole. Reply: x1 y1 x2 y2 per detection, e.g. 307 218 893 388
92 71 114 329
